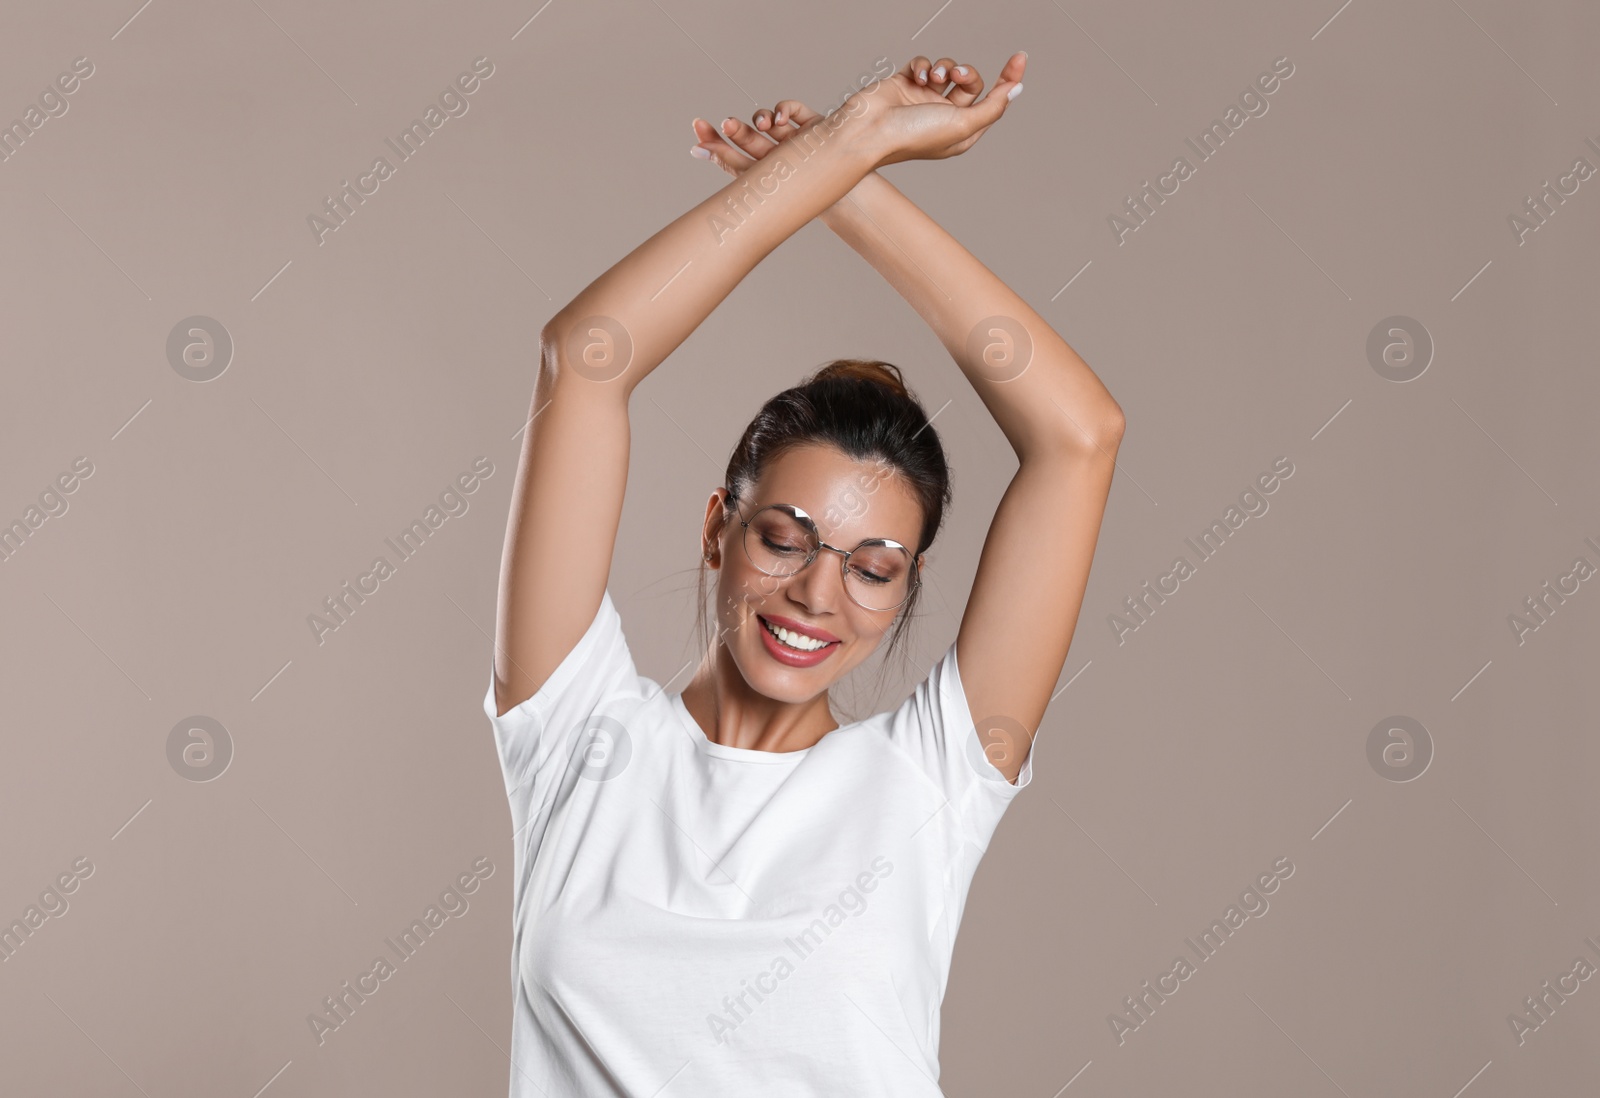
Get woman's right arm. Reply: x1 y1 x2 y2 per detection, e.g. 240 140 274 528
491 100 884 717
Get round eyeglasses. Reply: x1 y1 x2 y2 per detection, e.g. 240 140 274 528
729 500 921 612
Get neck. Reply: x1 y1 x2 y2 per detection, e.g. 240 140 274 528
679 641 837 753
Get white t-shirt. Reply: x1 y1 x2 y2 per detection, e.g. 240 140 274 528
482 589 1034 1097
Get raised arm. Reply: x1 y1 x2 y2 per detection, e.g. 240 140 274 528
696 54 1123 783
494 57 1023 718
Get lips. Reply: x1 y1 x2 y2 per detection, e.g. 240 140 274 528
756 614 840 644
755 613 841 667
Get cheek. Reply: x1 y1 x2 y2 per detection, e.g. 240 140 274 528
716 569 772 634
723 561 782 607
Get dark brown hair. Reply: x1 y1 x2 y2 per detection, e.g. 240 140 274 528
692 358 952 695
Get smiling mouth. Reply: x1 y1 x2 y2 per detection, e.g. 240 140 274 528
757 615 839 652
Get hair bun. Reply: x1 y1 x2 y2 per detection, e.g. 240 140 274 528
808 358 910 399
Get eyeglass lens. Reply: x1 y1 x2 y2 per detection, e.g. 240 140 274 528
744 506 914 611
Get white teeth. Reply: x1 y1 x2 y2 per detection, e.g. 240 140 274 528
762 618 829 652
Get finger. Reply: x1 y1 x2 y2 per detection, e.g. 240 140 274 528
997 49 1027 87
770 99 822 140
692 116 735 155
690 116 750 174
933 58 1024 155
966 51 1026 126
945 62 985 107
692 116 722 145
901 55 933 86
750 108 783 147
700 143 747 175
719 114 778 160
930 57 957 94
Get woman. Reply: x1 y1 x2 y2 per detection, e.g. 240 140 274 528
486 52 1123 1096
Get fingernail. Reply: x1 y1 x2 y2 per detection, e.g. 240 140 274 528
954 66 967 76
690 146 711 159
1007 82 1024 101
776 110 786 122
917 68 927 82
931 66 945 80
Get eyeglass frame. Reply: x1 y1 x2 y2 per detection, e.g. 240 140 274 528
721 495 923 612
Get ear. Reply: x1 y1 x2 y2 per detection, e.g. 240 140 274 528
702 488 732 566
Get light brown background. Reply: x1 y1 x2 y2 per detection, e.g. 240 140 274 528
2 0 1596 1094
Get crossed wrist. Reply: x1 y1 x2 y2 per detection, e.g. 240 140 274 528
793 98 888 177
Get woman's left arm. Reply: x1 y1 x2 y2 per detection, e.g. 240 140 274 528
700 56 1122 783
826 166 1123 785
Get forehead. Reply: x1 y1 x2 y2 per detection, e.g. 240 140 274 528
750 444 921 542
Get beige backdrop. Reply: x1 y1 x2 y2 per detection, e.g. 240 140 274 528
2 0 1596 1094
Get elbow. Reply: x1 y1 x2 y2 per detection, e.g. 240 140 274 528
1094 401 1127 448
537 316 568 375
537 317 635 406
537 316 582 388
539 306 588 370
538 313 633 398
1055 400 1124 457
531 332 563 401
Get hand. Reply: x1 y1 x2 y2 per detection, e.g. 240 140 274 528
691 52 1024 179
691 101 864 215
691 101 819 179
853 52 1026 169
691 99 876 219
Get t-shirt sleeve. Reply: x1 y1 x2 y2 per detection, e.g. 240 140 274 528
482 588 639 816
883 636 1035 849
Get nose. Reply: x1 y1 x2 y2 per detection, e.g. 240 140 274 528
786 545 847 613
